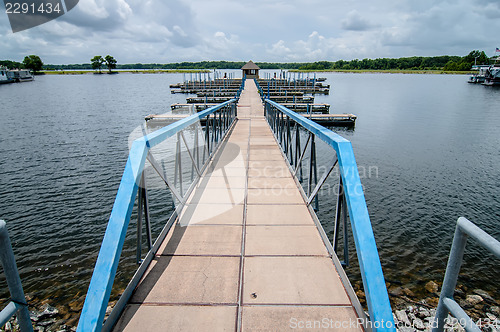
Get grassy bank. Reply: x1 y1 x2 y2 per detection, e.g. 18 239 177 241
42 69 210 75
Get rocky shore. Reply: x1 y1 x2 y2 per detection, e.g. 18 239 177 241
1 303 71 332
356 280 499 332
0 301 115 332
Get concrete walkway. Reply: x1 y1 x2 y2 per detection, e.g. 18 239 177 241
113 80 362 331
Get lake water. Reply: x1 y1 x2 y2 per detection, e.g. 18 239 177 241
314 73 500 296
0 72 499 324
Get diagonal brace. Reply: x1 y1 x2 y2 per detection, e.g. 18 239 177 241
146 152 184 204
180 131 202 177
306 155 338 206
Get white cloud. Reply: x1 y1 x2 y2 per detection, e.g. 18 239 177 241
77 0 109 19
269 40 292 57
214 31 225 38
116 0 132 20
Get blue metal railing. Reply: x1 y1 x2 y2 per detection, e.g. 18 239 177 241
0 220 33 331
77 97 239 331
264 99 395 331
432 217 500 332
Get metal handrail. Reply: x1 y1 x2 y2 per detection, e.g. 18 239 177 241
0 220 33 331
77 98 238 332
432 217 500 332
264 99 395 331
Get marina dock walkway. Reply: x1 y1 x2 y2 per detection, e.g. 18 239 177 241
113 80 362 331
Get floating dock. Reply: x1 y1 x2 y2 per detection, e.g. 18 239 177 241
170 103 332 114
186 95 315 104
165 73 354 126
146 112 356 126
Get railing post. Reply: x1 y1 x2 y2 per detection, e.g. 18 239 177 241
136 176 144 264
205 115 210 157
218 110 222 141
342 193 349 266
279 112 284 146
143 175 152 251
293 125 300 168
286 116 291 161
0 220 33 332
194 124 200 171
432 223 471 332
211 112 216 149
333 177 349 267
135 172 152 264
307 136 317 201
174 133 183 197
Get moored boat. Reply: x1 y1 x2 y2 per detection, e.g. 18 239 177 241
482 64 500 86
7 69 34 82
0 67 14 84
467 65 489 83
482 54 500 86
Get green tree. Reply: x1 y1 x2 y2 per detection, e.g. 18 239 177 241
463 50 489 66
104 55 117 73
91 55 104 73
22 55 43 74
443 60 459 71
0 60 22 69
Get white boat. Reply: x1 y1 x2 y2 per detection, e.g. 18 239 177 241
482 65 500 86
467 65 489 83
7 69 34 82
481 55 500 86
0 67 13 84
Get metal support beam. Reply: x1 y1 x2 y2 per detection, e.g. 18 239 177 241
136 172 152 264
292 133 311 179
433 217 500 332
136 176 144 264
146 152 183 204
0 220 33 332
307 156 338 206
180 131 202 177
175 133 183 197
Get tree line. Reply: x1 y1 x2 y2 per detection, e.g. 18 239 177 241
298 50 491 71
2 50 493 72
44 60 302 71
0 55 43 73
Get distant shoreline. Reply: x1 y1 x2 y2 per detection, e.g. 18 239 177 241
42 69 210 75
289 69 469 74
41 69 469 75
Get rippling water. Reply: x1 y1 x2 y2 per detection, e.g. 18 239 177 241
0 74 184 322
1 72 499 325
315 73 500 296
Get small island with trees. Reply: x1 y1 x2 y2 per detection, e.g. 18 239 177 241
91 55 117 74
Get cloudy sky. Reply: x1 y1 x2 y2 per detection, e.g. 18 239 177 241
1 0 500 64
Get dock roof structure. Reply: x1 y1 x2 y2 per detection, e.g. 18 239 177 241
241 60 260 78
241 60 260 70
